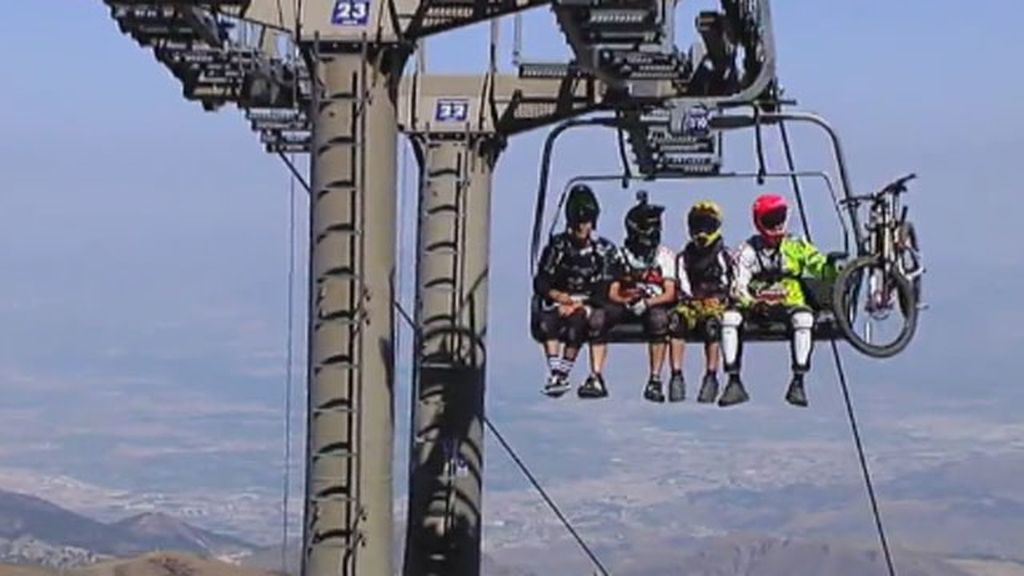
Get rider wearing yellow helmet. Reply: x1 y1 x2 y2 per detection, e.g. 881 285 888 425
670 200 734 403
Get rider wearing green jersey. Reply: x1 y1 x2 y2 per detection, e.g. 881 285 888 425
719 194 838 408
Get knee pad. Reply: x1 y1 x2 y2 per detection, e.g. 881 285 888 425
564 311 590 347
790 309 814 373
667 311 687 338
702 317 722 341
721 309 743 373
645 307 670 337
722 309 744 328
791 310 815 330
531 310 557 342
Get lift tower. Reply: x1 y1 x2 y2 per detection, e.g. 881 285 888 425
269 4 552 574
399 67 601 576
102 2 778 575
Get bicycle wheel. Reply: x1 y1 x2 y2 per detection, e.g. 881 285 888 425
832 255 919 358
897 221 923 306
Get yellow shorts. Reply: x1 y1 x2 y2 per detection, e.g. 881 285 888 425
674 298 727 332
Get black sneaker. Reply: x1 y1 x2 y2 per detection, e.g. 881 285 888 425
668 372 686 403
718 375 750 407
543 372 570 398
785 374 808 407
697 372 720 404
577 374 609 399
643 379 666 403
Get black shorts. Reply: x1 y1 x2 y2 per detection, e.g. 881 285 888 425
530 302 621 346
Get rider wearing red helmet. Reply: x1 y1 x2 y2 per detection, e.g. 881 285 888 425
718 193 838 408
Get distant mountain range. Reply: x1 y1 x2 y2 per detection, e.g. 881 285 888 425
0 489 255 568
2 487 1022 576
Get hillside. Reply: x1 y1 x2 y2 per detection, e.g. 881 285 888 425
112 514 253 557
78 553 277 576
483 534 989 576
0 490 141 558
1 553 275 576
671 535 971 576
0 490 256 567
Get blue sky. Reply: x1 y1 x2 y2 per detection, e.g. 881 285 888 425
1 0 1023 530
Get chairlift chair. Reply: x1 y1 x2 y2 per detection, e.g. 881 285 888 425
528 100 922 356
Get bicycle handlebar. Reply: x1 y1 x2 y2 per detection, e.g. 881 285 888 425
881 173 917 194
840 173 917 206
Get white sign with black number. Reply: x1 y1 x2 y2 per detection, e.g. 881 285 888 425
435 98 470 122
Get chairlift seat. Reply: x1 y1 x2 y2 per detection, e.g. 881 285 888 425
529 278 843 344
594 312 841 344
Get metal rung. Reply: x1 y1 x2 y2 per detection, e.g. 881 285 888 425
314 406 357 415
311 494 358 503
312 449 358 460
315 358 360 371
317 313 365 327
322 224 363 237
308 540 361 550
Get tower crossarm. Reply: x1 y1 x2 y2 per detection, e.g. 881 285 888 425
399 73 605 137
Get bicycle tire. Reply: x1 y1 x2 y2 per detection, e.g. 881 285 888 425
897 221 922 304
833 255 919 358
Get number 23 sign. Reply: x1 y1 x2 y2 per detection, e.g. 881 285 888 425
332 0 370 25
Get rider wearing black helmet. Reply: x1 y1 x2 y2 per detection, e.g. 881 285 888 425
608 193 681 403
532 184 618 398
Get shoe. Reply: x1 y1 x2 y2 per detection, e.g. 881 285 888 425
543 372 570 397
643 379 666 403
697 372 720 404
717 375 750 407
577 374 609 399
668 372 686 402
785 373 808 407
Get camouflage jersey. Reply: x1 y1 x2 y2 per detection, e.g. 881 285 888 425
534 232 617 307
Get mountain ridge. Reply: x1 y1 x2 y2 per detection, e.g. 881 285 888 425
0 489 256 567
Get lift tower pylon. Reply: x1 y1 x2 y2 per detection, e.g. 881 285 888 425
399 70 602 576
404 132 502 576
304 44 406 576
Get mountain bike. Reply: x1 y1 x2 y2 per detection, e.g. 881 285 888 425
832 173 925 358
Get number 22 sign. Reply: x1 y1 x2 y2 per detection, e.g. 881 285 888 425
332 0 370 25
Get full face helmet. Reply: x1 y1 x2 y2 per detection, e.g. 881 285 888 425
565 184 600 229
624 193 665 253
753 193 788 245
687 200 723 248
